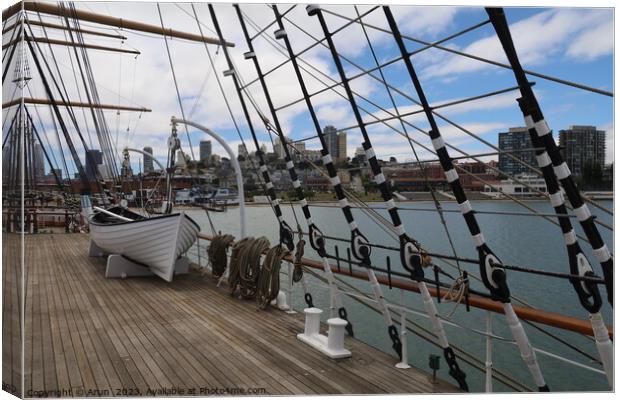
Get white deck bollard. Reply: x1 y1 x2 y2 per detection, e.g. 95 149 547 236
303 307 322 336
297 308 351 359
326 318 349 356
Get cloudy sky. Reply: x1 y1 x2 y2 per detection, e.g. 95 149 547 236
2 1 614 175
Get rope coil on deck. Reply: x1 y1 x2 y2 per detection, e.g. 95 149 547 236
228 236 270 299
207 234 235 278
257 245 289 309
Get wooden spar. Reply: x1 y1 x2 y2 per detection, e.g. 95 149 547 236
3 19 128 40
3 35 140 54
2 1 234 47
3 98 151 113
198 232 614 339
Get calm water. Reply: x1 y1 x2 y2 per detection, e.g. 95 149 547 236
186 200 613 392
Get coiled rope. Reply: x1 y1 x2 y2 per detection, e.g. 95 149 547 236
229 236 270 299
207 234 235 278
293 236 305 283
257 245 289 309
442 274 470 318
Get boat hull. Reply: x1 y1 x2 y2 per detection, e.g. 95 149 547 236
89 211 200 282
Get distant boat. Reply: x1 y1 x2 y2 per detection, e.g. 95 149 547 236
206 187 240 205
88 206 200 282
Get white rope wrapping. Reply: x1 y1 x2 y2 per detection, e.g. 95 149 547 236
458 200 473 215
322 153 332 164
348 221 357 231
536 152 551 168
286 160 294 169
563 230 577 245
472 233 485 247
374 173 386 184
338 198 349 208
330 176 341 186
592 245 611 263
524 115 535 130
590 312 613 386
534 119 551 137
553 162 571 180
419 282 450 348
549 191 564 207
266 182 274 189
432 136 445 151
292 179 301 188
365 147 375 160
574 204 591 222
300 198 308 207
445 168 459 183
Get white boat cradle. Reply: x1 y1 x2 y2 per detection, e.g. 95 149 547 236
297 307 351 359
88 206 200 282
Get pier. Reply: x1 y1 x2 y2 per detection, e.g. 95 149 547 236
2 233 458 396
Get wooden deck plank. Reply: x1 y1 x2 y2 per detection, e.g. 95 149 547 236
4 233 459 396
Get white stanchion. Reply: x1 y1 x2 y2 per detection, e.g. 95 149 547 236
485 311 493 393
395 290 411 369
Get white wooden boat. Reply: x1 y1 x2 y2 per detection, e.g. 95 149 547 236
88 206 200 282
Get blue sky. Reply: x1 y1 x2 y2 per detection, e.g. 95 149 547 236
2 3 614 175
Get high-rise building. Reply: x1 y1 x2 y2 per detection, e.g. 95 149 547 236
84 149 103 182
559 126 606 177
337 131 347 161
293 141 306 154
33 143 45 180
200 140 212 162
143 146 154 173
238 143 249 159
323 125 347 161
273 137 285 159
498 127 536 177
323 125 339 158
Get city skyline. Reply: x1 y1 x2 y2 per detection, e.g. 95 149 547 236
10 4 612 177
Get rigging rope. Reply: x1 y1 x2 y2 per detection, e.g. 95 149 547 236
156 2 195 160
381 6 547 390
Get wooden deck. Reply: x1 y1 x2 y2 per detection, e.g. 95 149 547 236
3 233 458 396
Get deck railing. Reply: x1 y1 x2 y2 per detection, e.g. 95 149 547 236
187 232 611 392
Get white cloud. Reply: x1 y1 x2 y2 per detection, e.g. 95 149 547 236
567 19 613 61
422 8 613 79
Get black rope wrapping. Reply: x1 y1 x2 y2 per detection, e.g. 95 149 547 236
207 234 235 278
293 237 305 283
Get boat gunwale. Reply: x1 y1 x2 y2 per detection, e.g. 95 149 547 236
89 207 201 231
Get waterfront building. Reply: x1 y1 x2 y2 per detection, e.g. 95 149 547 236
199 140 212 162
559 125 606 177
143 146 154 173
498 127 536 177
